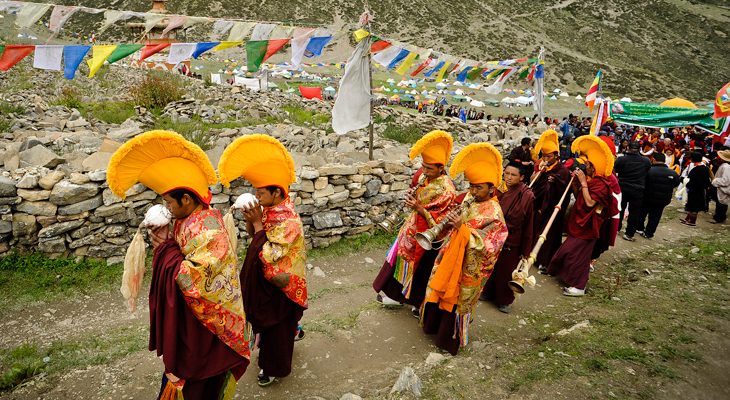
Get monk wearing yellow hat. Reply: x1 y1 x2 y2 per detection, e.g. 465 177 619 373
218 134 307 387
530 129 572 273
106 130 249 399
546 135 616 297
373 130 456 317
421 142 508 355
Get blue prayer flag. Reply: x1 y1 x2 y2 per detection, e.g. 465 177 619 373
63 45 90 80
192 42 220 59
387 49 410 69
304 36 332 58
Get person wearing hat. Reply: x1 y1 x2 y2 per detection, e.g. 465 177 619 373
107 131 250 399
480 161 535 313
634 152 680 239
218 135 307 387
530 129 572 273
546 136 615 296
590 136 622 265
614 141 651 241
710 149 730 223
373 130 457 316
421 143 508 354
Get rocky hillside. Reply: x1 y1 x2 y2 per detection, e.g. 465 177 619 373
8 0 730 101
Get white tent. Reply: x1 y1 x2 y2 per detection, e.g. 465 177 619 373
435 82 447 89
452 80 463 86
549 95 557 100
575 95 583 100
553 88 562 93
559 92 569 97
467 83 481 89
470 100 485 107
454 88 465 95
620 97 633 102
386 78 396 84
516 96 533 105
501 97 517 104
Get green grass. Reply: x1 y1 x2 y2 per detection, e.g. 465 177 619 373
0 326 147 391
81 102 136 124
0 101 25 116
0 253 123 312
307 230 396 259
282 104 330 126
381 123 424 144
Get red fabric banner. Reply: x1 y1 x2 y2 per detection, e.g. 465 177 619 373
264 39 290 61
370 40 391 53
299 86 322 100
139 43 170 62
0 45 35 71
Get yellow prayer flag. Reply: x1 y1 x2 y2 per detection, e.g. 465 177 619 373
395 51 418 76
212 41 243 52
353 29 370 43
435 62 451 82
87 45 117 78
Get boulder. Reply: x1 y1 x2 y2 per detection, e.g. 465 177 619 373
0 176 17 197
49 181 99 205
16 201 57 217
38 220 85 238
57 195 103 215
365 179 382 197
81 152 112 172
38 237 66 253
107 118 143 139
17 188 51 202
12 213 37 237
312 211 343 229
98 138 122 153
19 145 65 168
16 173 39 189
38 170 65 190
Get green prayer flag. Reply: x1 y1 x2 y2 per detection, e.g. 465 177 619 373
246 40 268 72
466 67 483 81
107 44 143 64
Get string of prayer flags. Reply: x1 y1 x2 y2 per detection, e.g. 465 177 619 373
86 45 116 77
0 45 35 71
192 42 220 59
32 44 63 70
139 43 170 61
62 45 90 79
107 44 143 64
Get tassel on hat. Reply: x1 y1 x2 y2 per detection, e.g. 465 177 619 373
120 226 146 312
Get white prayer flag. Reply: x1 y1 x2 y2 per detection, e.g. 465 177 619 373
332 38 371 135
168 43 196 65
33 45 63 70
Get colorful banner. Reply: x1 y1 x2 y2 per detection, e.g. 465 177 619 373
63 45 90 79
609 101 726 134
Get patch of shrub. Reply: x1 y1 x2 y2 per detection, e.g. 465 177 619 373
130 71 185 111
382 123 423 144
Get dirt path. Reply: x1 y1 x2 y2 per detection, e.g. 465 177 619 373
1 205 728 400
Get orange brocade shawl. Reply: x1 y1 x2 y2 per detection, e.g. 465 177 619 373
260 197 308 308
173 208 250 358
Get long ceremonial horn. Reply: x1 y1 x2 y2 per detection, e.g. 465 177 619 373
509 175 575 294
528 167 545 188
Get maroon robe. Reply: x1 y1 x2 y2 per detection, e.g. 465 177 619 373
547 176 612 290
241 231 305 378
482 183 535 306
149 240 248 399
531 162 571 268
591 173 621 259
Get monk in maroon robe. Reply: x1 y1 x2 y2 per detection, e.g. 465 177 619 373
547 164 612 296
481 162 535 312
531 151 571 271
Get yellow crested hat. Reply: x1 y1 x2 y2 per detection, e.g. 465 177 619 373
218 134 296 194
531 129 560 161
409 130 453 165
571 135 615 177
107 130 216 204
450 143 503 186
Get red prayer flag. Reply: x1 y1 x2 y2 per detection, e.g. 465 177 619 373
410 57 433 77
299 86 322 100
713 81 730 119
370 40 391 53
140 43 170 62
264 39 290 62
0 45 35 72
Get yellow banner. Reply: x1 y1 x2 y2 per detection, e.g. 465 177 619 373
435 62 451 82
86 45 117 78
212 41 243 52
395 51 418 76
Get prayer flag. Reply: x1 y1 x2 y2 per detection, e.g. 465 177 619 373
162 15 187 35
370 40 391 53
212 41 242 52
290 28 315 67
228 22 255 41
424 60 444 77
299 86 323 100
107 44 143 64
0 45 34 71
387 48 410 69
63 45 90 79
264 39 290 61
395 51 418 76
332 38 371 135
15 3 50 28
372 45 401 67
139 43 170 61
86 45 117 77
49 5 79 33
168 43 196 65
304 36 332 58
33 45 63 71
585 69 602 112
590 99 609 135
713 81 730 119
250 23 276 40
246 40 268 72
435 62 451 82
192 42 220 59
456 66 472 82
353 29 369 43
411 57 433 77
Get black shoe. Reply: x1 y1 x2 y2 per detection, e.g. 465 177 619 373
257 370 276 387
294 325 305 341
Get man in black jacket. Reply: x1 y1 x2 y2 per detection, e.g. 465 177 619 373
614 142 651 241
636 153 680 239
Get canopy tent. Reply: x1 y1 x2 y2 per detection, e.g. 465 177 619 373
620 97 633 102
401 94 416 102
660 97 697 109
435 82 447 89
454 88 465 95
516 96 534 105
575 95 583 100
323 86 336 93
609 101 728 135
501 97 517 104
470 100 485 107
452 95 467 102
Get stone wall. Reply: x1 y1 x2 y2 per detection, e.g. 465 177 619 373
0 160 420 264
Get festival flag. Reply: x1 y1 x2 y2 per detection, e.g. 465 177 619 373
394 51 418 76
0 45 34 71
63 45 90 79
86 45 116 77
264 39 290 60
585 69 602 112
167 43 196 65
456 66 472 82
304 36 332 58
713 81 730 119
370 40 391 53
387 48 410 69
192 42 220 59
161 15 187 35
410 57 434 77
33 45 63 71
299 86 323 100
250 23 277 40
290 28 315 67
590 99 609 135
372 45 401 68
15 3 51 28
424 60 444 77
486 68 505 79
435 62 451 82
246 40 268 72
466 67 484 80
484 68 518 94
517 65 530 79
107 44 143 64
332 38 371 135
228 22 255 42
212 41 242 52
139 43 170 61
49 5 80 33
